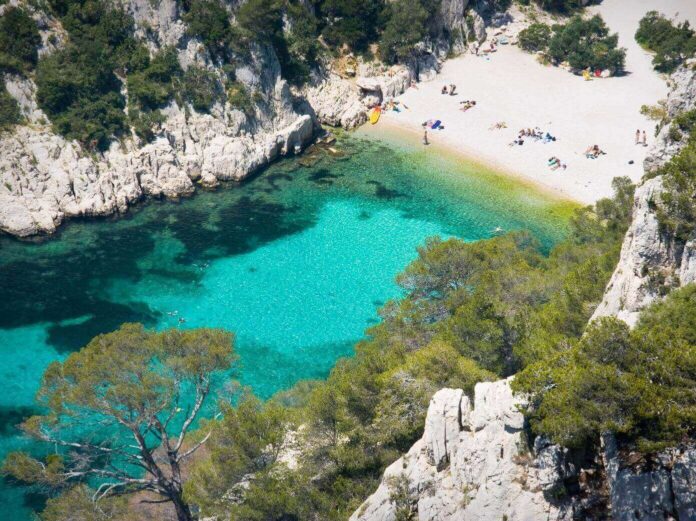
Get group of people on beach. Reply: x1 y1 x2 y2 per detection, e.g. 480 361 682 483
441 84 457 95
509 127 556 146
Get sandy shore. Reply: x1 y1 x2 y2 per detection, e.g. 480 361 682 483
361 0 696 204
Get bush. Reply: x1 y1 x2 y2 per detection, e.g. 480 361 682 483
534 0 592 12
548 15 625 72
183 0 231 58
226 81 254 114
127 47 181 110
0 83 21 130
515 284 696 452
318 0 385 53
518 22 552 53
36 45 127 150
35 1 142 150
653 117 696 243
378 0 429 64
0 6 41 74
181 66 220 113
636 11 696 73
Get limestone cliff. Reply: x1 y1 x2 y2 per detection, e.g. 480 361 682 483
0 0 314 237
351 62 696 521
0 0 490 238
592 64 696 325
351 380 574 521
351 379 696 521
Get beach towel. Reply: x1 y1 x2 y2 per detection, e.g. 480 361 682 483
431 120 442 129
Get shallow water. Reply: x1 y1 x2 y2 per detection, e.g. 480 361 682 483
0 131 574 518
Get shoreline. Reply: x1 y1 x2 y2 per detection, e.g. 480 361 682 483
358 0 693 206
358 118 580 205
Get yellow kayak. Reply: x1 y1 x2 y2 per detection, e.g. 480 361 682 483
369 107 381 124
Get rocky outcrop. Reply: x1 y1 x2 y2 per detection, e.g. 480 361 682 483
1 0 493 238
0 0 315 237
350 380 573 521
602 433 696 521
0 47 313 237
593 64 696 325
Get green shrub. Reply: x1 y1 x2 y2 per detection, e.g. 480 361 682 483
548 15 626 72
636 11 696 73
518 22 551 53
378 0 429 64
0 83 21 130
0 6 41 74
226 81 254 114
35 0 143 150
654 139 696 243
282 1 321 83
36 45 127 150
127 47 182 110
515 284 696 452
318 0 385 53
183 0 231 58
181 66 220 113
534 0 592 12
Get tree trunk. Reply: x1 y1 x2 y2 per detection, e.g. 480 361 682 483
171 493 194 521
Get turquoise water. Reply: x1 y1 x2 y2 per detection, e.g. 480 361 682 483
0 131 573 519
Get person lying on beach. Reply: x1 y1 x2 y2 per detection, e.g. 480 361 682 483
489 121 507 130
585 144 605 158
509 138 524 146
459 100 477 111
548 157 566 170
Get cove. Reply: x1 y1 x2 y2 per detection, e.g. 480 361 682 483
0 130 575 519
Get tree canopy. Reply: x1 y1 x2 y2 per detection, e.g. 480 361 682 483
515 284 696 452
636 11 696 73
518 15 626 73
0 6 41 74
3 324 236 521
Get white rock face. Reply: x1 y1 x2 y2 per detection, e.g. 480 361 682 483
591 178 672 326
0 2 313 237
350 379 572 521
593 64 696 325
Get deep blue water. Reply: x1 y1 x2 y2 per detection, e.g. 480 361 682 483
0 131 573 519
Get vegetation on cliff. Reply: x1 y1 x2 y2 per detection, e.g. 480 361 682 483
516 285 696 452
8 177 635 520
645 109 696 244
518 14 626 72
636 11 696 73
0 6 41 74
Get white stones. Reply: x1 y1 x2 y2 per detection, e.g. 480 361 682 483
350 378 570 521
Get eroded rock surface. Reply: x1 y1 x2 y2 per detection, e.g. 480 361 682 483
350 379 573 521
593 64 696 325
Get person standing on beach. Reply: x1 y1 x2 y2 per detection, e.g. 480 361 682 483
423 130 429 145
635 129 640 144
642 130 647 146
